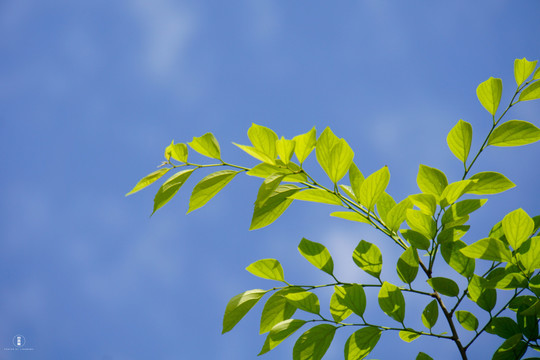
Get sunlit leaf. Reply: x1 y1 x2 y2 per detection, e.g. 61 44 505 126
293 127 317 164
408 193 437 216
488 120 540 147
126 168 170 196
386 198 414 232
246 258 285 282
417 164 448 198
378 282 405 323
421 300 438 329
334 284 366 317
455 310 479 331
353 240 382 279
330 286 353 322
289 189 342 205
426 277 459 297
331 211 371 224
460 237 512 262
276 137 296 164
519 80 540 102
152 169 194 214
222 289 268 333
397 247 419 284
476 77 502 115
406 209 436 239
401 229 430 250
284 290 320 314
188 170 240 213
345 327 381 360
359 166 390 211
514 57 538 86
447 119 473 163
250 184 300 230
502 208 534 250
188 133 221 159
467 171 515 195
259 319 306 355
293 324 336 360
165 141 188 162
298 238 334 276
260 289 298 334
441 239 475 278
399 330 421 343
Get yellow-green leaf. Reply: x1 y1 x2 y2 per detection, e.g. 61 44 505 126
152 169 194 214
359 166 390 211
467 171 515 195
476 77 502 116
188 170 240 213
519 80 540 102
259 319 306 355
126 168 169 196
417 165 448 198
447 119 473 163
293 127 317 164
188 133 221 159
165 141 188 162
289 189 342 205
246 258 285 282
502 208 534 250
514 57 538 86
293 324 336 360
345 327 381 360
276 137 296 164
222 289 268 333
488 120 540 147
330 211 371 224
298 238 334 276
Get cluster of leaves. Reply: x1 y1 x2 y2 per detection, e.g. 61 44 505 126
127 58 540 359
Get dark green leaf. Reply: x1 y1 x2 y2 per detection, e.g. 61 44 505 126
293 324 336 360
441 239 475 278
344 327 381 360
455 310 479 331
427 277 459 297
260 289 298 334
397 247 419 284
468 275 497 312
422 300 438 329
152 169 194 214
416 352 434 360
188 170 240 213
486 317 521 339
222 289 268 333
492 334 527 360
353 240 382 279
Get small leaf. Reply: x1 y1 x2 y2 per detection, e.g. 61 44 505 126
349 162 365 200
298 238 334 276
516 237 540 273
353 240 382 279
293 127 317 164
316 128 354 183
234 143 276 164
467 171 516 195
188 133 221 159
417 164 448 198
250 184 300 230
260 289 298 334
331 211 371 224
126 168 169 196
441 239 475 278
378 282 406 323
315 127 340 181
152 169 194 214
359 166 390 211
422 300 438 329
519 80 540 102
416 352 434 360
488 120 540 147
502 208 534 250
442 199 487 225
246 259 285 282
246 161 307 182
397 247 419 284
476 77 503 116
255 173 286 207
276 137 296 164
289 189 342 205
293 324 336 360
447 119 473 163
401 229 431 250
284 290 320 314
377 192 396 223
427 277 459 297
222 289 268 333
460 237 512 262
330 286 353 322
440 180 475 207
339 184 358 202
486 317 521 339
259 319 306 355
455 310 479 331
334 285 367 318
385 198 413 232
345 327 381 360
248 123 278 160
468 275 497 312
408 193 437 216
437 225 470 244
399 330 421 343
165 141 188 162
187 170 240 213
514 57 538 86
406 209 436 239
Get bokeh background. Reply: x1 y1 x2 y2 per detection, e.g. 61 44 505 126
1 1 539 359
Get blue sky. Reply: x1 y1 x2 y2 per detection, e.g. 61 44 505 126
1 1 539 359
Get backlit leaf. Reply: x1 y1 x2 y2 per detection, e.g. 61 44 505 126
188 133 221 159
378 282 405 323
447 119 473 163
422 300 438 329
477 77 502 116
126 168 169 196
397 247 419 284
440 180 475 207
417 164 448 198
385 198 414 232
298 238 334 276
259 319 306 355
406 209 436 239
502 208 534 250
293 324 336 360
293 127 317 164
284 290 320 314
250 184 300 230
359 166 390 211
519 80 540 102
152 169 194 214
349 162 365 200
408 193 437 216
276 137 295 164
248 123 278 160
514 57 538 86
164 141 188 162
467 171 515 195
377 192 396 223
353 240 383 279
427 277 459 297
441 239 475 278
188 170 240 213
335 284 366 317
455 310 478 331
441 199 487 225
290 189 342 205
330 286 353 322
489 120 540 147
345 327 381 360
399 330 421 343
331 211 371 224
223 289 268 333
460 237 512 262
246 258 285 282
401 229 430 250
246 161 307 182
260 289 298 334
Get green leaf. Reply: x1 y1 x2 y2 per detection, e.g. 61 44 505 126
330 286 353 322
152 169 194 214
289 189 342 205
293 127 317 164
488 120 540 147
250 184 300 230
535 67 540 80
400 229 431 250
492 334 527 360
377 192 396 223
298 238 334 276
468 275 497 312
378 282 406 323
331 211 371 224
491 272 528 290
408 193 437 216
486 317 521 339
164 141 188 162
222 289 268 333
467 171 516 195
397 247 419 284
276 137 295 164
503 208 534 250
529 274 540 297
440 180 475 207
455 310 479 331
339 184 358 202
399 330 421 343
437 225 470 244
259 319 306 355
520 80 540 102
353 240 383 279
427 277 459 297
188 133 221 159
334 284 366 318
416 352 434 360
441 239 475 278
385 198 413 232
417 164 448 198
359 166 390 211
246 161 307 182
234 143 276 164
476 77 503 116
421 300 438 329
447 119 473 163
442 199 487 225
248 123 278 160
260 289 298 334
246 258 285 282
406 209 436 239
349 162 365 200
255 173 286 207
316 128 354 183
460 237 512 262
284 290 320 314
516 237 540 273
514 57 538 86
187 170 240 213
293 324 336 360
344 327 381 360
126 168 169 196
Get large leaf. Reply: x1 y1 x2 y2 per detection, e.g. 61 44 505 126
293 127 317 164
488 120 540 147
293 324 336 360
417 164 448 198
486 317 521 339
385 198 413 232
330 286 353 322
401 229 430 250
289 189 342 205
222 289 268 333
259 319 306 355
316 128 354 183
152 169 194 214
502 208 534 250
378 282 405 323
492 334 527 360
440 180 475 207
516 237 540 273
187 170 240 212
406 209 436 239
298 238 334 276
377 192 396 223
344 327 381 360
476 77 502 116
460 237 512 262
455 310 479 331
250 184 300 230
408 193 437 216
468 275 497 312
447 119 473 163
421 299 438 329
359 166 390 211
260 289 298 334
397 247 419 284
519 80 540 101
276 137 296 164
334 284 366 318
248 123 278 160
427 277 459 297
441 239 475 278
353 240 382 279
126 168 169 196
467 171 515 195
284 290 320 314
246 258 285 282
255 173 286 207
188 133 221 159
399 330 421 343
514 57 538 86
